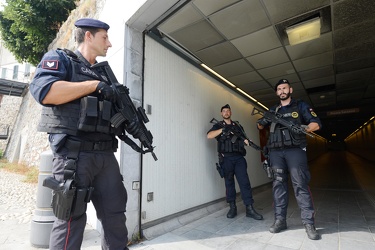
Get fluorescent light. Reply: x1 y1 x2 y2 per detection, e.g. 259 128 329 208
286 17 321 46
201 64 236 88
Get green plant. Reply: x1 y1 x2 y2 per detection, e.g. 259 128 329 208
0 0 76 65
0 159 39 183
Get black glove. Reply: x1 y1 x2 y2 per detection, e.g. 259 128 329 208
257 118 269 126
96 82 115 102
291 127 303 134
222 126 231 134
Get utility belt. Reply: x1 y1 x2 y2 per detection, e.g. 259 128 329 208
44 136 117 221
74 138 118 152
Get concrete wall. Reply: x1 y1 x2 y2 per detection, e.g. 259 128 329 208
345 116 375 162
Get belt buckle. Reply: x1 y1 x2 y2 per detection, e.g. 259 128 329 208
93 141 102 150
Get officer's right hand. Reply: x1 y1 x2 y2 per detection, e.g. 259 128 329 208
95 81 115 102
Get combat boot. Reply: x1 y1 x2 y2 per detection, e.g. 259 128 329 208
246 205 263 220
269 219 287 233
226 202 237 218
304 224 320 240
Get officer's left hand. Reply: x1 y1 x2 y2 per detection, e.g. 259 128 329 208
96 81 116 102
244 139 250 146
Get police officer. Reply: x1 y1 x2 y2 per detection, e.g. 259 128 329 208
257 79 322 240
207 104 263 220
29 18 129 249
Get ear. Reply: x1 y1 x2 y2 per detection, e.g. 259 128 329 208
84 31 92 41
289 86 293 93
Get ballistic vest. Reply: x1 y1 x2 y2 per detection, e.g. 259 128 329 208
217 121 246 156
38 49 114 136
267 100 306 149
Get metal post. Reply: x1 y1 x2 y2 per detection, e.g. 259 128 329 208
30 150 55 248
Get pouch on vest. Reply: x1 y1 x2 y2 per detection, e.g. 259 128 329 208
96 100 112 133
78 96 98 132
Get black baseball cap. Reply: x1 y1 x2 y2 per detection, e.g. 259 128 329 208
221 104 231 111
274 79 290 91
74 18 110 31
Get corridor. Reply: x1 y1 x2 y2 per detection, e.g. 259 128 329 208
134 149 375 250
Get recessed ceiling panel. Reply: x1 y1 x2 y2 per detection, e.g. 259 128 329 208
246 48 289 70
303 76 335 89
240 80 270 93
336 68 373 83
334 20 375 50
333 0 375 30
299 65 334 81
209 0 270 40
169 20 224 52
258 62 295 79
286 32 333 61
158 3 204 34
231 26 282 57
195 41 242 67
262 0 330 23
335 58 375 73
293 52 333 72
192 0 240 16
228 71 263 86
213 59 253 78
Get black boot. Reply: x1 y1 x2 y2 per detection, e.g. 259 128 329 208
226 202 237 218
269 219 287 233
246 205 263 220
304 224 320 240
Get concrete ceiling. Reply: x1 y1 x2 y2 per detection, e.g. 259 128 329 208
148 0 375 142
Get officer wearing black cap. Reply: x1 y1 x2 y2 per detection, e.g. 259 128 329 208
29 18 129 249
207 104 263 220
257 79 322 240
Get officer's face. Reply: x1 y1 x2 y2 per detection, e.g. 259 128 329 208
276 83 292 100
221 108 231 119
90 29 112 57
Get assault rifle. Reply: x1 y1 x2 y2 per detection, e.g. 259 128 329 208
251 106 314 138
210 118 263 152
92 61 157 161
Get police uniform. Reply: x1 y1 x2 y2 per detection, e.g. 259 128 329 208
29 19 128 250
207 105 263 220
258 82 322 227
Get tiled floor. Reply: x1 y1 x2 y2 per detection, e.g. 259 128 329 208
131 151 375 249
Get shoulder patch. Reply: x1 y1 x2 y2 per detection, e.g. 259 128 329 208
291 112 299 118
42 60 59 70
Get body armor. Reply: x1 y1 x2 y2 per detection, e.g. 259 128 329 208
38 50 113 136
217 121 246 156
267 101 306 149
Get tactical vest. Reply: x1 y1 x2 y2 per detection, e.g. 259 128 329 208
217 121 246 156
38 49 114 136
267 100 306 149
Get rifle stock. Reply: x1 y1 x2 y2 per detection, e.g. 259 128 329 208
92 61 157 161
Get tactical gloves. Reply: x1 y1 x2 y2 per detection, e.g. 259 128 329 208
96 82 115 102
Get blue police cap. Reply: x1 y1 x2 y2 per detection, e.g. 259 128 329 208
274 79 290 91
221 104 231 111
74 18 110 30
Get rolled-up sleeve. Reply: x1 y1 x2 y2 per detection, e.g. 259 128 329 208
299 102 322 129
29 50 70 105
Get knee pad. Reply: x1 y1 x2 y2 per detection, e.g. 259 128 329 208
273 168 287 182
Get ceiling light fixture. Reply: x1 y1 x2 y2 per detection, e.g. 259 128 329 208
286 16 321 46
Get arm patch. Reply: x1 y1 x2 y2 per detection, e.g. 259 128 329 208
42 60 59 70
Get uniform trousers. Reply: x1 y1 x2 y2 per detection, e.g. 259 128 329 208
269 147 315 224
49 144 128 250
221 155 254 205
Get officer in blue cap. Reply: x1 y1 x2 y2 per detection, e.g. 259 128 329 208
30 18 129 250
207 104 263 220
257 79 322 240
